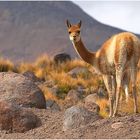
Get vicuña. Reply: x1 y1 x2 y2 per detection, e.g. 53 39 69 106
66 20 140 117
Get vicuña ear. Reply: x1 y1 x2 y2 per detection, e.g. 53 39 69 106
78 20 82 28
66 20 71 28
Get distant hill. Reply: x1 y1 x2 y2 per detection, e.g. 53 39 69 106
0 1 139 62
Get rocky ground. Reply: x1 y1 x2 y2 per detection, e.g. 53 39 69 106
1 108 140 139
0 71 140 139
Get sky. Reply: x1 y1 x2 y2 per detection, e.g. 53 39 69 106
73 1 140 34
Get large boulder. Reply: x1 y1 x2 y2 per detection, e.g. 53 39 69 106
0 72 46 109
53 53 71 64
63 105 101 131
0 101 40 133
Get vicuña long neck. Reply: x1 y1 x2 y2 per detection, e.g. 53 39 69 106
73 39 96 65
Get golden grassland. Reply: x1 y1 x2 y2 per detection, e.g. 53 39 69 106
1 54 140 118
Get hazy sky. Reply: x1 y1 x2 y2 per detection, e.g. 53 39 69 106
73 1 140 34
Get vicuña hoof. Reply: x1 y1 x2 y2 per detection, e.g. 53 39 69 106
109 113 113 118
112 113 117 117
134 110 139 114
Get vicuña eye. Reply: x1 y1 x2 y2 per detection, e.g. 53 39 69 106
69 31 71 34
77 31 80 34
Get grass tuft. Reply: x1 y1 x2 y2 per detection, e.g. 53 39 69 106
0 58 15 72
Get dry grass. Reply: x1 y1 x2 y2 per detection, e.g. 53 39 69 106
34 54 52 68
39 85 57 101
39 84 65 107
2 54 140 118
96 98 109 118
0 58 15 72
18 62 36 73
120 96 140 114
55 59 88 72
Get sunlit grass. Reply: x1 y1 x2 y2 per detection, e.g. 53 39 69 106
34 54 53 69
18 62 36 73
0 58 15 72
1 54 140 117
96 98 109 118
39 84 65 108
120 96 140 114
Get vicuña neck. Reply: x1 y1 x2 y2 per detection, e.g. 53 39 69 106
73 39 96 65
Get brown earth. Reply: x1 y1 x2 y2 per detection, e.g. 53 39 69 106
0 108 140 139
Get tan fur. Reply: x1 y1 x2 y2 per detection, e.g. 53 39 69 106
66 20 140 117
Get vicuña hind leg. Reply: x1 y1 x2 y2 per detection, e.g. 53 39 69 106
113 68 123 117
103 75 116 117
122 70 130 103
131 68 138 113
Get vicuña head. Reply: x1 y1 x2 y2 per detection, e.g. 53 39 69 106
66 19 94 65
66 20 82 43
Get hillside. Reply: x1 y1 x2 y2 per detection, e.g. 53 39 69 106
0 1 138 62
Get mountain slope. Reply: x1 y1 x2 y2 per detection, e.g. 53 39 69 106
0 1 138 62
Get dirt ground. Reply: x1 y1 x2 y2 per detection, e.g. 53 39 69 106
0 108 140 139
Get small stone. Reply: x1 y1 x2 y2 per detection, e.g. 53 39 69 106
63 105 101 131
46 99 61 111
64 90 82 108
111 122 124 129
53 53 71 64
84 94 98 104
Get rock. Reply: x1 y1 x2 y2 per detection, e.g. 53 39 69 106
111 122 124 129
64 90 82 108
23 71 42 83
76 86 88 95
66 89 82 102
68 66 92 79
46 99 61 111
84 101 100 113
47 86 59 97
97 86 107 98
87 86 98 95
84 94 100 113
63 105 100 131
53 53 71 64
0 72 46 109
13 109 40 133
84 94 99 104
43 80 55 88
77 86 98 96
0 101 40 133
